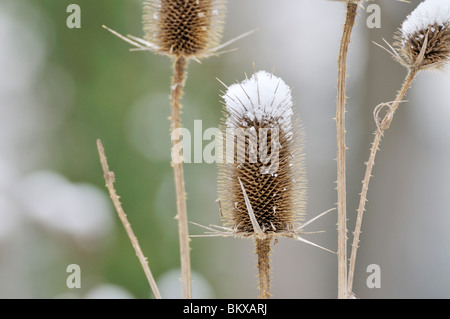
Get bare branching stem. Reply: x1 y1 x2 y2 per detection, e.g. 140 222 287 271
96 139 162 299
256 236 272 299
336 1 358 299
170 56 192 299
347 68 417 296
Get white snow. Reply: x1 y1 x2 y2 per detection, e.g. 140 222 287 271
222 71 293 131
401 0 450 38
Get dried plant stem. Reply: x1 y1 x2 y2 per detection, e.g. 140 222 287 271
255 236 272 299
347 68 417 295
336 1 358 299
170 56 192 299
96 139 162 299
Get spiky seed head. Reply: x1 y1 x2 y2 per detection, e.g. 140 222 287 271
395 0 450 70
330 0 361 3
218 71 307 237
143 0 226 58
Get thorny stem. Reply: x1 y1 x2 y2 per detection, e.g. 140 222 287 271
170 56 192 299
347 68 417 296
96 139 162 299
256 236 272 299
336 1 358 299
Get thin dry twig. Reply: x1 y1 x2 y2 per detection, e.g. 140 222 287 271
96 139 162 299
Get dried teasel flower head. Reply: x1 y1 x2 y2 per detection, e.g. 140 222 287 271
217 70 307 238
103 0 256 61
143 0 226 58
395 0 450 71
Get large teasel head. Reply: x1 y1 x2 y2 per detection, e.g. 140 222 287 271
143 0 226 58
394 0 450 71
217 70 307 238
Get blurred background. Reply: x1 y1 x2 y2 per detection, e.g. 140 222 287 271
1 0 449 299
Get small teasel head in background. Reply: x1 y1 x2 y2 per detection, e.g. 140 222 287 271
217 70 307 239
103 0 255 61
143 0 226 58
394 0 450 71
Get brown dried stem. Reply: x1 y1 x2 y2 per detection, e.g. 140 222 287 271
336 1 358 299
170 56 192 299
347 68 417 296
96 139 162 299
255 236 272 299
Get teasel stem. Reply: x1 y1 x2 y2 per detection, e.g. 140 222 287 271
336 1 358 299
170 55 192 299
96 139 162 299
347 67 417 296
255 236 272 299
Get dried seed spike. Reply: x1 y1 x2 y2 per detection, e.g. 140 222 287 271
210 28 258 54
294 235 336 254
238 83 255 109
102 25 156 50
297 207 336 231
252 63 261 105
372 39 405 65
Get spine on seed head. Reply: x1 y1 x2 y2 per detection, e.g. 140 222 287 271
218 70 307 237
143 0 226 58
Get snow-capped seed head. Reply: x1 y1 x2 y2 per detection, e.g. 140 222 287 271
223 71 294 133
396 0 450 70
143 0 226 58
218 70 307 237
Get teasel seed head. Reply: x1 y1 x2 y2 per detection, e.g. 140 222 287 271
395 0 450 71
143 0 226 58
217 70 307 238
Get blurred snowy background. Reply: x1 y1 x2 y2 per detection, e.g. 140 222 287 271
0 0 449 298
